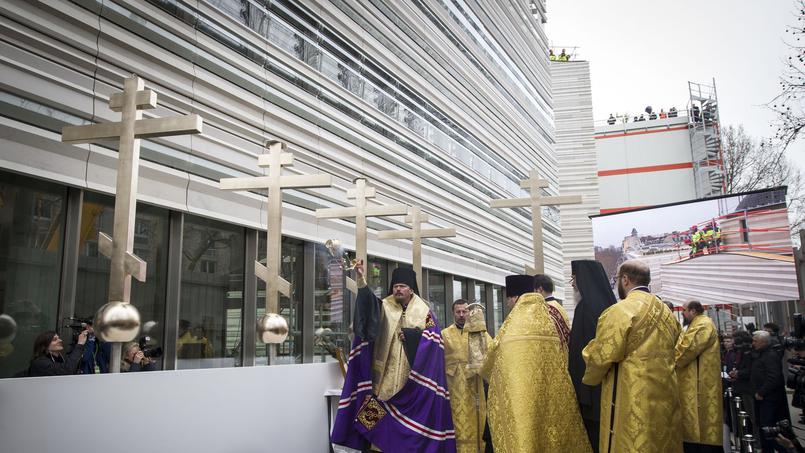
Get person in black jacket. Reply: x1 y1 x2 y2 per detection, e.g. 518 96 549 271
568 260 617 453
28 328 90 377
751 330 791 453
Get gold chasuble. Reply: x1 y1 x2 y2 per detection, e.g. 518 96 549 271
373 293 431 400
481 293 591 453
676 314 723 446
443 314 493 453
582 289 683 453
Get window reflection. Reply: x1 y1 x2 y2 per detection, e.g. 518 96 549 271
0 171 65 378
427 270 446 328
75 192 169 372
256 236 304 365
314 244 349 363
178 215 244 369
492 285 504 333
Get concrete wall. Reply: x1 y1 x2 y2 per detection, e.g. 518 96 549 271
0 362 343 453
551 61 598 308
596 118 696 212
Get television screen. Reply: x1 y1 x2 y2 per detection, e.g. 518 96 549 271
591 187 797 306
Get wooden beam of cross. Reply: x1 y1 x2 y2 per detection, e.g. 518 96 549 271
377 206 456 293
61 75 203 372
489 168 581 275
315 178 407 294
220 141 331 343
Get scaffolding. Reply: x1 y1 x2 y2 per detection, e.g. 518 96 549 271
688 79 726 198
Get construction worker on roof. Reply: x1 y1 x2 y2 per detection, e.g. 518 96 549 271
689 225 700 257
703 226 715 254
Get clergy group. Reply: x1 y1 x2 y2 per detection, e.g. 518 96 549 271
332 258 723 453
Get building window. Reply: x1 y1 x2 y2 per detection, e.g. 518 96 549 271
427 270 447 328
178 215 244 369
366 256 388 298
256 236 305 365
492 285 504 333
75 192 170 372
0 171 65 378
314 243 350 363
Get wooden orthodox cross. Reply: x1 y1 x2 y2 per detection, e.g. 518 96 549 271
315 178 407 293
378 206 456 293
489 168 581 275
62 75 203 372
220 141 331 348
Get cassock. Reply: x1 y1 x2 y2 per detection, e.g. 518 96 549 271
676 314 723 448
582 288 683 453
481 291 591 453
443 307 492 453
331 269 456 453
568 260 616 453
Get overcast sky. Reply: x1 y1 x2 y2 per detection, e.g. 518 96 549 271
546 0 805 167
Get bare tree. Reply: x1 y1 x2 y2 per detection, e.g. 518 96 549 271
722 125 805 234
771 0 805 149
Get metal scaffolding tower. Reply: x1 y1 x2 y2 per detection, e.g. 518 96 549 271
688 79 726 198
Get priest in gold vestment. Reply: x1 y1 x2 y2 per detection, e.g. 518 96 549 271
481 275 591 453
443 299 493 453
582 260 683 453
676 301 722 453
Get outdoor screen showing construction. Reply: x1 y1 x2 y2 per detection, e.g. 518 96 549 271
591 187 797 306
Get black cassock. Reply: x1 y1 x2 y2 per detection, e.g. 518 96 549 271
568 260 617 453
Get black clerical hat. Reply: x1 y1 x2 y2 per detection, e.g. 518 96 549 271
389 267 419 295
505 275 534 298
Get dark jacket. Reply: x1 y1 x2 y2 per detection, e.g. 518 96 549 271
29 344 85 377
751 347 785 400
734 347 754 394
126 361 157 372
568 260 616 421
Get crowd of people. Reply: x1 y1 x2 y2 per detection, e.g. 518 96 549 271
687 222 723 257
607 106 680 125
332 259 803 453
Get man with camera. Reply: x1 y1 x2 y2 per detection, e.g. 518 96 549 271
28 327 92 376
121 341 157 372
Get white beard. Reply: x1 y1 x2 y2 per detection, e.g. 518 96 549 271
573 288 582 305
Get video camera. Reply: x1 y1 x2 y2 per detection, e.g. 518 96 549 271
63 316 93 344
138 335 163 359
761 419 797 440
783 313 805 350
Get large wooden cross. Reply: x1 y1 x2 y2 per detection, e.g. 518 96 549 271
62 75 203 372
315 178 407 294
220 141 331 344
489 168 581 275
378 206 456 293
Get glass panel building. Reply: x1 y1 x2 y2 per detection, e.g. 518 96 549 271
0 0 557 376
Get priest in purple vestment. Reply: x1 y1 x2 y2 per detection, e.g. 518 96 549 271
331 261 456 453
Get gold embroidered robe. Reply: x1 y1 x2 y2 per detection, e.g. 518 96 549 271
443 321 492 453
481 293 591 453
676 314 723 446
582 289 683 453
373 292 431 401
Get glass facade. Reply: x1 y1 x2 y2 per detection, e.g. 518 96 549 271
75 192 169 370
256 236 305 365
427 270 447 328
0 162 508 378
0 172 65 378
177 215 244 369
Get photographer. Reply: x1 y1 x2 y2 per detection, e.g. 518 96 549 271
28 328 91 376
121 342 156 372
